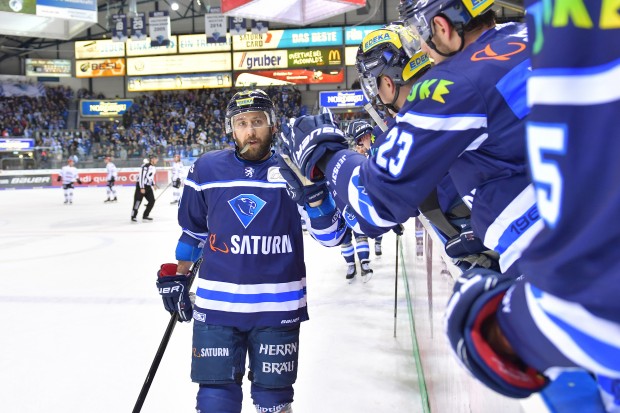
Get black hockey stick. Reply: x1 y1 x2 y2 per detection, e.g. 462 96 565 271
132 258 202 413
154 182 172 202
393 234 400 338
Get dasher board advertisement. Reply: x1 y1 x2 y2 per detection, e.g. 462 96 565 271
127 73 233 92
178 34 231 53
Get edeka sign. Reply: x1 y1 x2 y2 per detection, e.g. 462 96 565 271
80 99 134 117
319 90 368 108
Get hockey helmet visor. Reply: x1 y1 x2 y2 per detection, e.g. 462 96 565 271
356 23 431 101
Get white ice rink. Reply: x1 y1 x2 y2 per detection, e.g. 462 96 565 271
0 185 427 413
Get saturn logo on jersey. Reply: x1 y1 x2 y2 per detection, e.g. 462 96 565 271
471 42 526 61
209 233 230 253
228 194 267 228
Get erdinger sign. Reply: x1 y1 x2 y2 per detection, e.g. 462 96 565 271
221 0 365 25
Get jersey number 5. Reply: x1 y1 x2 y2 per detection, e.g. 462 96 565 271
526 122 566 228
375 127 414 177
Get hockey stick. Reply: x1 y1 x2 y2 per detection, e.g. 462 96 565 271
132 257 203 413
154 182 172 202
393 234 400 338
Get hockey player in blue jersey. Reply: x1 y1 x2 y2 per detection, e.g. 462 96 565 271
155 89 346 413
280 9 536 277
435 0 620 410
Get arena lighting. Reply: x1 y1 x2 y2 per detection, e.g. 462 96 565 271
221 0 366 25
171 2 180 10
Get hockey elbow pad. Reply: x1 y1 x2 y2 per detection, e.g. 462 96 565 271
445 269 548 398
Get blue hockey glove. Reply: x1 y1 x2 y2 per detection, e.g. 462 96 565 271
277 154 328 206
156 263 193 322
445 269 548 398
279 112 348 181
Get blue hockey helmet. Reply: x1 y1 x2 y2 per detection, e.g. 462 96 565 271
225 89 276 134
398 0 495 48
346 120 373 145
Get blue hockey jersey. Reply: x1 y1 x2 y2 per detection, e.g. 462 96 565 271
497 1 620 379
177 149 345 329
326 23 540 275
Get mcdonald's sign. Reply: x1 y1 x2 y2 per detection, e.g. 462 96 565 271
287 47 342 68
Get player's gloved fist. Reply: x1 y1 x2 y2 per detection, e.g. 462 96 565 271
445 269 547 398
391 224 404 235
156 263 193 322
279 112 348 181
277 155 328 206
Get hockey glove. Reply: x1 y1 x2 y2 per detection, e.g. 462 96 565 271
156 263 193 322
445 269 548 398
76 178 83 185
56 175 61 182
279 112 348 182
277 154 328 207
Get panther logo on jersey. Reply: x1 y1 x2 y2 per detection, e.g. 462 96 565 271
228 194 267 228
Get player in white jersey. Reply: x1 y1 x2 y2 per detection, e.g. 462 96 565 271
103 156 118 203
56 158 82 204
170 154 183 205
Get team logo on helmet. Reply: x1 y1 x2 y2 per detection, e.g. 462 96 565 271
228 194 266 228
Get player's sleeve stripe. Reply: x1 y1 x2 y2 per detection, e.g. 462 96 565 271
526 283 620 377
528 57 620 106
396 111 487 132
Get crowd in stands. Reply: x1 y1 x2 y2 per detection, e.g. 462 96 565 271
1 81 378 170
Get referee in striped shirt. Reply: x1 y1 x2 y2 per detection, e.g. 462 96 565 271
131 154 158 222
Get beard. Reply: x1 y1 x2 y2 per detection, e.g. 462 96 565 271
236 136 272 161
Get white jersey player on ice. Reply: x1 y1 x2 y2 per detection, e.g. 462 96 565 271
57 158 82 204
170 154 183 205
104 156 119 203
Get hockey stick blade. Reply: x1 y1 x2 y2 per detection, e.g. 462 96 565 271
132 258 203 413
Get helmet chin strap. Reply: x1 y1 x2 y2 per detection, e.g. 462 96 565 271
379 83 402 114
426 26 466 58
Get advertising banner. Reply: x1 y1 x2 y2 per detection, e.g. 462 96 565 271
25 58 71 77
112 14 128 42
205 13 227 44
178 34 231 53
287 47 342 67
234 68 344 86
0 138 35 151
75 58 126 78
232 27 342 50
80 99 134 117
126 36 177 56
319 90 368 108
131 13 147 41
0 174 52 189
36 0 97 23
149 11 171 47
233 50 288 71
344 25 382 45
345 46 358 66
127 53 232 76
75 39 125 60
127 73 233 92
